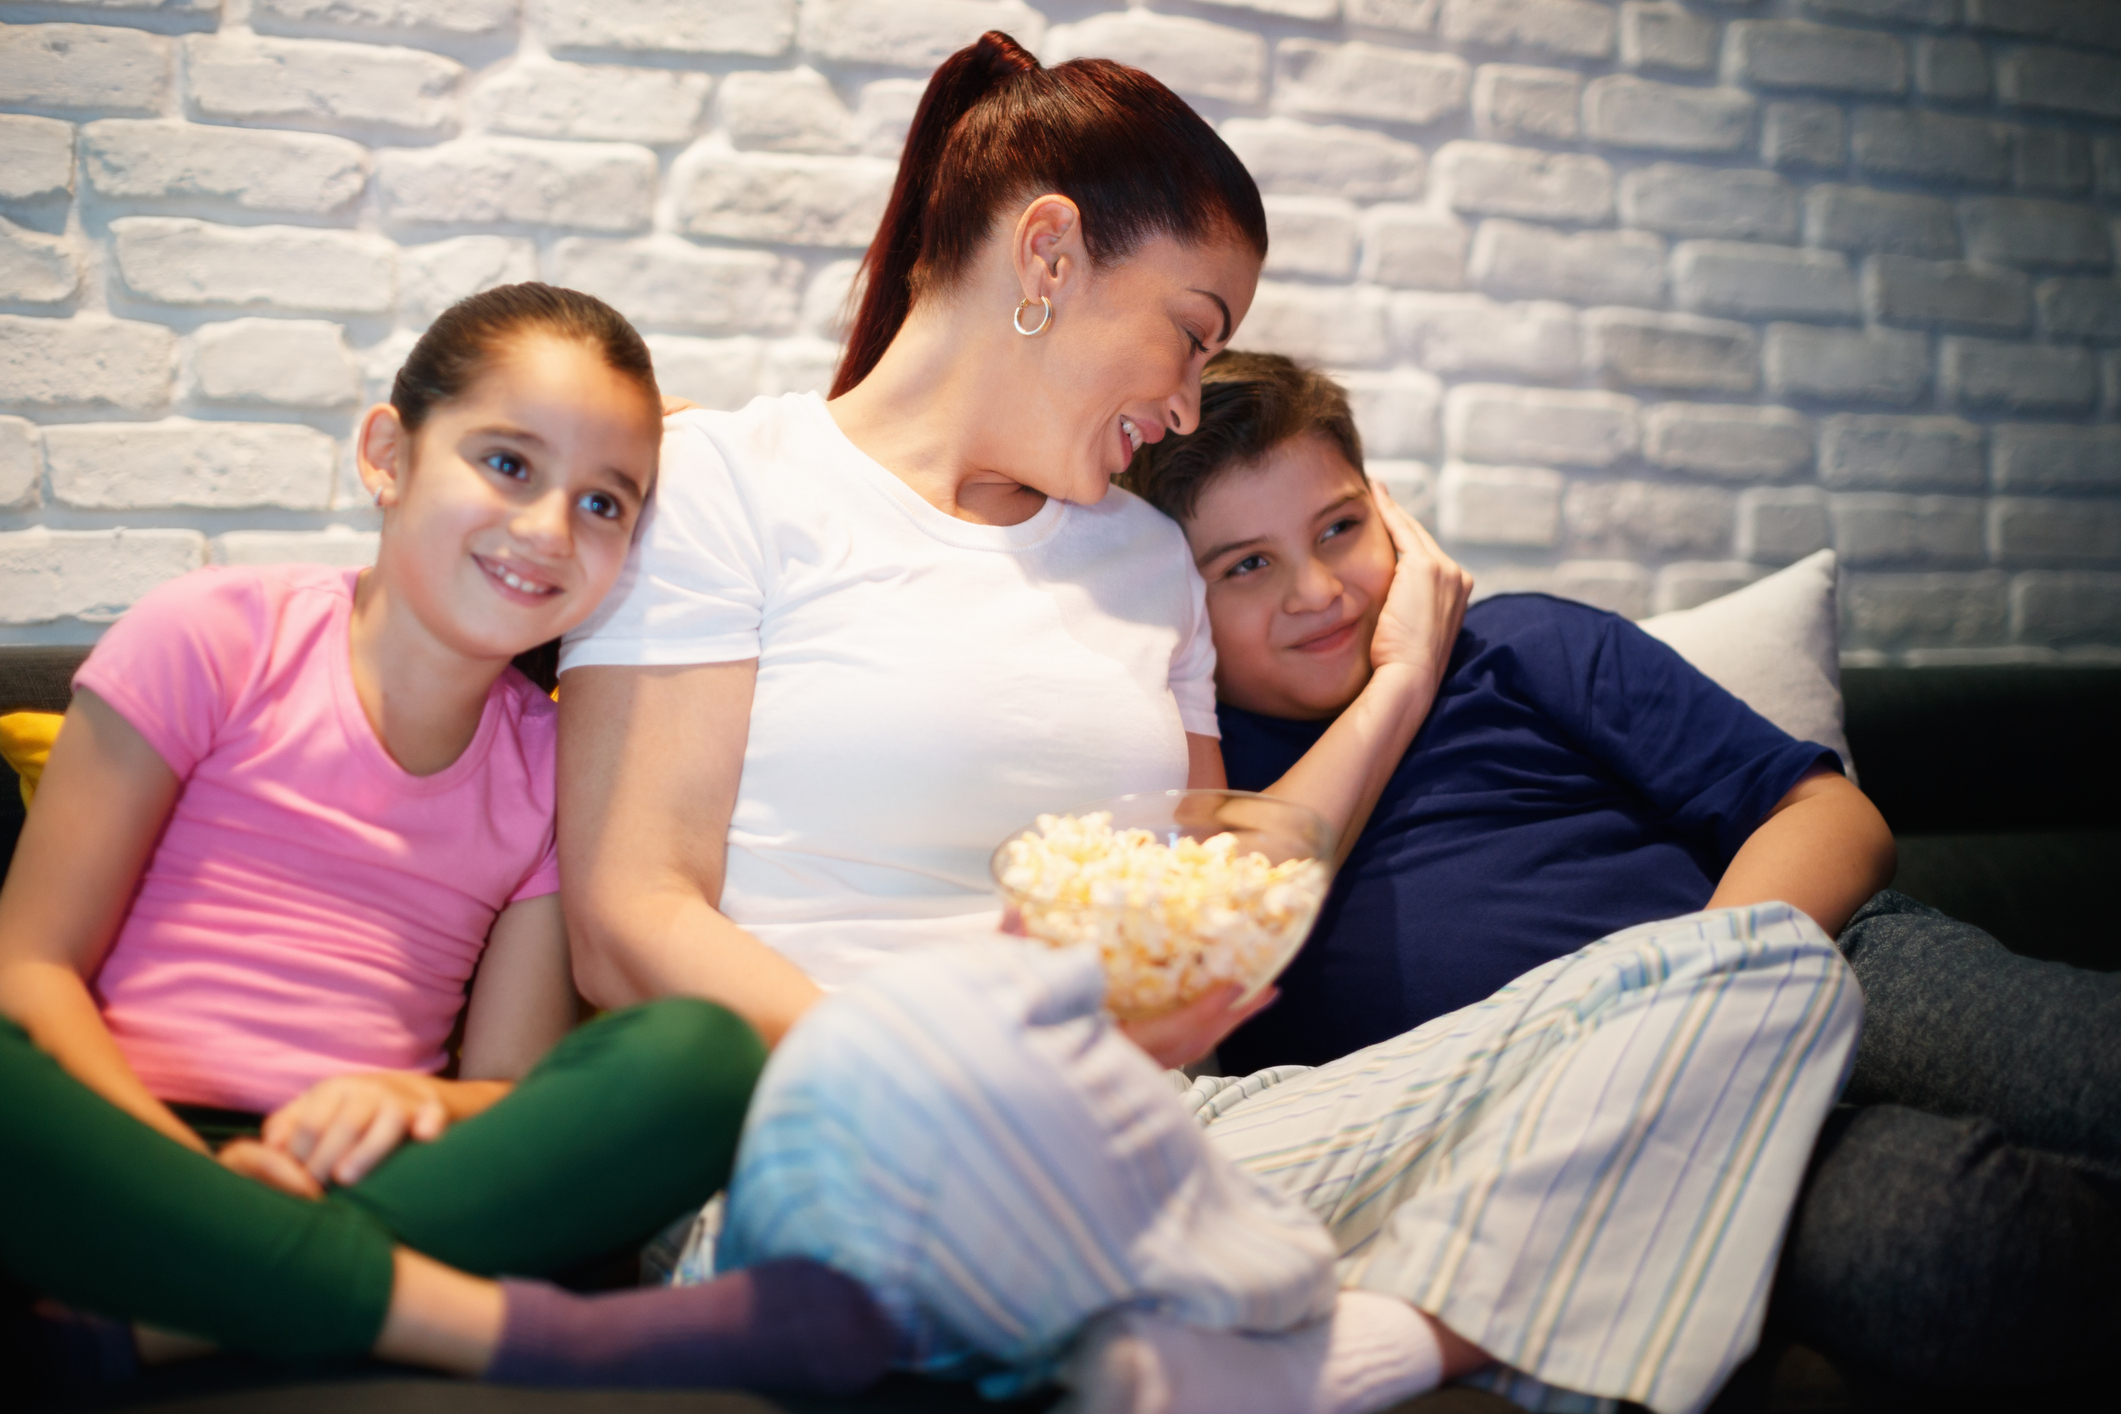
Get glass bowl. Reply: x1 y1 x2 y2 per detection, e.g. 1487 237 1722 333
989 790 1336 1021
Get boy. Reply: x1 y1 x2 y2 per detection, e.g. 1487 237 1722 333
1121 351 2119 1394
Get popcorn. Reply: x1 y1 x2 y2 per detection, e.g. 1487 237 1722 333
997 810 1330 1019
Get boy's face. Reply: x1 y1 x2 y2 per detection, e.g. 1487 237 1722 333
1183 433 1395 721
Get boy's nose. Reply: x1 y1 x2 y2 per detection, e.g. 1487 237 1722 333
1286 555 1341 612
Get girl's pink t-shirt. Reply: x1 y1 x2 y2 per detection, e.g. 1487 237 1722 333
74 564 561 1114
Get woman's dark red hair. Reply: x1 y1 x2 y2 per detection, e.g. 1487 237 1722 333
830 31 1269 398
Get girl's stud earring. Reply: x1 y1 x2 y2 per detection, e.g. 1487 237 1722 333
1012 295 1052 337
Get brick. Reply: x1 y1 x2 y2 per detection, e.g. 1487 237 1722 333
1470 220 1664 306
1197 0 1342 17
854 79 925 159
532 0 795 57
1222 119 1427 202
0 314 174 415
674 152 895 249
1437 462 1564 548
251 0 516 37
759 338 840 397
1940 337 2098 414
1654 561 1766 615
1048 12 1267 106
184 34 461 141
1582 76 1753 154
1337 369 1444 459
641 336 762 411
1619 4 1715 73
1244 284 1393 367
1438 0 1616 59
81 120 368 218
801 259 862 341
1820 415 1986 491
45 421 336 510
379 140 656 234
1830 492 1986 567
2098 137 2121 199
472 61 712 147
1345 0 1444 30
111 217 394 314
1914 36 1989 101
358 330 418 408
1763 324 1930 405
547 238 798 335
1959 198 2112 271
1567 480 1735 557
1843 571 2010 650
1445 384 1639 468
1995 48 2121 122
2014 128 2091 195
1471 64 1581 141
1798 0 1956 21
0 528 205 626
1619 164 1797 241
1277 40 1469 125
1802 186 1959 260
2036 279 2121 343
1367 461 1437 527
1965 0 2121 49
0 418 38 510
1761 101 1845 171
1262 198 1360 281
399 236 538 325
2108 350 2121 417
1470 560 1652 617
1851 108 2009 185
1723 20 1907 96
1673 241 1859 322
1434 142 1613 223
0 24 168 115
2012 572 2121 645
1863 256 2031 334
716 67 851 155
214 527 380 570
1393 293 1579 381
0 219 80 305
1990 424 2121 493
0 116 75 202
1360 206 1468 289
193 319 360 409
1644 403 1814 481
1738 486 1832 563
1989 498 2121 567
797 0 1046 70
1583 308 1759 393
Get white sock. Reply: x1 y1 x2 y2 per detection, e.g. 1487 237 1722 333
1059 1289 1445 1414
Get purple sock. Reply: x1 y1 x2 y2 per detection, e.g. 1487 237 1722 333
485 1259 891 1393
21 1299 140 1390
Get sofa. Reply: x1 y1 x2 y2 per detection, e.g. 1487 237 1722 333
6 640 2116 1414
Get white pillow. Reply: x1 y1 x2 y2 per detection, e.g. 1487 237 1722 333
1638 550 1854 781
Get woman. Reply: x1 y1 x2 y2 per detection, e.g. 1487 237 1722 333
557 33 1858 1414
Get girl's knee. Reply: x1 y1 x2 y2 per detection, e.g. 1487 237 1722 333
566 999 767 1123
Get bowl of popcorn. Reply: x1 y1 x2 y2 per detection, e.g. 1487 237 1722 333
990 790 1336 1021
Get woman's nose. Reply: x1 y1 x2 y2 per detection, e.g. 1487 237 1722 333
1165 377 1201 438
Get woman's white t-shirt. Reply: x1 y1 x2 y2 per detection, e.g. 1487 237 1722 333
562 393 1219 984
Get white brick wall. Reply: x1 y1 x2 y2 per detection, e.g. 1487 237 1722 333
2 0 2118 664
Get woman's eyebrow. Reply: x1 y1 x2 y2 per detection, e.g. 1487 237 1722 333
1189 289 1232 343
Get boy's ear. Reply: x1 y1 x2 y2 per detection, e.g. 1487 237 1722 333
355 404 408 509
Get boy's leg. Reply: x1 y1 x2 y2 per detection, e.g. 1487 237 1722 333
340 998 766 1278
1193 904 1860 1414
1837 891 2121 1170
0 1019 394 1359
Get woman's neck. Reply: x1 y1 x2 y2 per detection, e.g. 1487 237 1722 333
348 569 511 777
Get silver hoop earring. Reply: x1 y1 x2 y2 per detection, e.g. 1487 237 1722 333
1012 295 1052 337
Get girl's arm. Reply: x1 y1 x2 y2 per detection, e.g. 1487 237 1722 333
557 660 825 1047
0 689 201 1154
1707 765 1896 937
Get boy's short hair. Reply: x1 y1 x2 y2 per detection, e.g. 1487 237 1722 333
1120 350 1363 522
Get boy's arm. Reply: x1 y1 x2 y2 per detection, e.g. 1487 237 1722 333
1707 766 1896 937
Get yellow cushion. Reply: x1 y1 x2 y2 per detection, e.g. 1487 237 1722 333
0 710 63 810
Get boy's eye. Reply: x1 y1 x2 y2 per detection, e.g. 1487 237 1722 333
1228 553 1269 578
483 451 528 481
578 490 623 521
1320 516 1361 543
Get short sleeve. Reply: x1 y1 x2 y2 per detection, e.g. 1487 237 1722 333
509 832 560 903
72 569 266 781
1169 558 1220 738
560 415 773 672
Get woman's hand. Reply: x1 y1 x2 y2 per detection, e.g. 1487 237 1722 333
259 1072 459 1188
1118 983 1277 1071
1366 483 1475 689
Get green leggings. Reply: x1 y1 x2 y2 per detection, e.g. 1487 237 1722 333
0 999 764 1361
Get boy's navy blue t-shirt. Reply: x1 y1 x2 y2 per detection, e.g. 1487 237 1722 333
1216 593 1838 1074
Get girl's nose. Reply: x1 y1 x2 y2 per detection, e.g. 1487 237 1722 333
513 488 572 552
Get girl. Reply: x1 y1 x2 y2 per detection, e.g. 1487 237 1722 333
0 284 886 1395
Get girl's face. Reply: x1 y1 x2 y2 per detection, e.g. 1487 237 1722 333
361 333 662 663
1184 434 1397 721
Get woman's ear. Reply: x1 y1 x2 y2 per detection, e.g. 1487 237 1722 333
355 403 408 509
1012 193 1084 301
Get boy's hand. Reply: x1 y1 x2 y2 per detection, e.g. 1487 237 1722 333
259 1072 454 1188
1118 983 1278 1071
1367 483 1474 690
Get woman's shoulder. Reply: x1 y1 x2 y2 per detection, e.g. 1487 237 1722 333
1065 483 1195 558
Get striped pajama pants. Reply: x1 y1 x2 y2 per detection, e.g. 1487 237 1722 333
712 902 1861 1414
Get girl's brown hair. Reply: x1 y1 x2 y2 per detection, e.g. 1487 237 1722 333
831 31 1269 398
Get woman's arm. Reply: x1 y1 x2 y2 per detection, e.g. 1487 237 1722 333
0 689 203 1154
558 660 825 1047
1707 765 1896 938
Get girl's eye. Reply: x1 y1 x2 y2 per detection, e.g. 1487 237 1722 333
578 490 622 521
483 451 528 481
1228 553 1269 578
